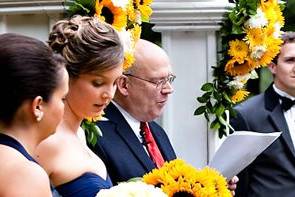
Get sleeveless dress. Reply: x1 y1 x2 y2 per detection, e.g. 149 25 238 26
0 133 60 197
55 172 112 197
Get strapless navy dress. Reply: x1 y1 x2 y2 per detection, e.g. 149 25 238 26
0 133 60 197
55 172 112 197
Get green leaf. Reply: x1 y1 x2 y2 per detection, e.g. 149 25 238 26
215 104 225 117
206 101 213 113
81 119 103 147
223 92 232 103
194 106 207 115
65 0 96 16
197 96 207 103
197 92 211 103
127 177 142 182
201 83 214 92
210 119 221 130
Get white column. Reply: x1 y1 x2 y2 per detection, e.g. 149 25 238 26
152 0 231 167
0 15 7 33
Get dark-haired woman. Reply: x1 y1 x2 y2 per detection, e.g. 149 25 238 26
0 33 69 196
35 15 124 197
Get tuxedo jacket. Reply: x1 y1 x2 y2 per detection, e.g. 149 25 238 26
231 85 295 197
91 102 176 184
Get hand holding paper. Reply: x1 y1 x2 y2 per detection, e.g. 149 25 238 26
208 131 281 180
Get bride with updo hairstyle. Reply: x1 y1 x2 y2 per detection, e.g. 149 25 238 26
35 15 124 197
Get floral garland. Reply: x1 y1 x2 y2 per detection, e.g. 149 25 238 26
65 0 153 145
195 0 285 138
143 159 231 197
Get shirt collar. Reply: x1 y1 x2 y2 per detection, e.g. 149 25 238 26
273 84 295 101
112 101 141 133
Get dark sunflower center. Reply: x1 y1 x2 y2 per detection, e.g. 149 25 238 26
101 7 114 24
173 191 195 197
140 0 144 5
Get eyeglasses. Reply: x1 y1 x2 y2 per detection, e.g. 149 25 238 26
125 73 176 89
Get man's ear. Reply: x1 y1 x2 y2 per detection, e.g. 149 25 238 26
116 75 129 96
268 62 277 75
32 96 44 122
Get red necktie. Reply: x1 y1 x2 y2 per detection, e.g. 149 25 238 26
140 122 165 168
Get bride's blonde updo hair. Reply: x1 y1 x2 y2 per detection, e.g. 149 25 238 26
48 15 124 78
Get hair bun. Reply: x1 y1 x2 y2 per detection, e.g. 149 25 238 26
48 18 81 53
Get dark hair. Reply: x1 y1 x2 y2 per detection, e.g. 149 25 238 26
272 31 295 64
48 15 124 78
0 33 66 125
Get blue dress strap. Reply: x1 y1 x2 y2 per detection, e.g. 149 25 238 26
0 133 36 162
0 133 60 196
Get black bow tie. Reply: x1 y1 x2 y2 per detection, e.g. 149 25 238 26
280 96 295 111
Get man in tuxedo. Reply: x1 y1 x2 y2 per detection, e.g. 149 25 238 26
231 32 295 197
91 39 176 184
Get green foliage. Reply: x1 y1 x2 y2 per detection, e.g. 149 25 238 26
195 0 285 138
65 0 96 17
81 120 102 147
283 0 295 31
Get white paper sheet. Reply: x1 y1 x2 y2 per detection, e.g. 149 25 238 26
208 131 281 180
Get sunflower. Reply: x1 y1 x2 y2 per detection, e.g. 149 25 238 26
261 3 284 27
130 24 142 42
245 28 266 48
231 89 250 103
85 110 105 122
95 0 127 30
134 0 154 21
254 36 282 67
143 159 231 197
225 58 257 76
228 40 249 64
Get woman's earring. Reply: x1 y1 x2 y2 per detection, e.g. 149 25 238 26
36 111 44 122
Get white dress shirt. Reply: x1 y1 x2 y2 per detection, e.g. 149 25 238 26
273 84 295 148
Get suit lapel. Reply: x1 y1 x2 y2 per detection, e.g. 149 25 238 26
268 105 295 158
149 123 175 161
265 86 295 159
105 103 156 171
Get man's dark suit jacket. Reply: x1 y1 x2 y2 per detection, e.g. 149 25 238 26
91 102 176 184
231 85 295 197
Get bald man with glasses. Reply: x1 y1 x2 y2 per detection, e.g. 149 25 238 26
90 39 238 194
91 39 177 184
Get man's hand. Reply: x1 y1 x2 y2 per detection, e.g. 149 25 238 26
228 176 239 196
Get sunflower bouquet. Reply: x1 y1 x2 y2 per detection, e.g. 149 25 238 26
65 0 153 144
195 0 285 138
143 159 231 197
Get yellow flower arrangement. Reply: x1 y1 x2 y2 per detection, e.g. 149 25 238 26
65 0 153 142
143 159 231 197
95 0 127 31
195 0 285 138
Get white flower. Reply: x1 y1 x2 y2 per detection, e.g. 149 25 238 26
111 0 129 9
96 181 168 197
273 22 283 38
135 10 142 25
250 45 267 60
246 8 268 28
228 71 258 89
117 29 134 54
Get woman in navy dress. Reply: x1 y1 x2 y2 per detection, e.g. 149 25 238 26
0 33 69 196
35 15 124 197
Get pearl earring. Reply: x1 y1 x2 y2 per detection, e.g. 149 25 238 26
36 111 44 122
